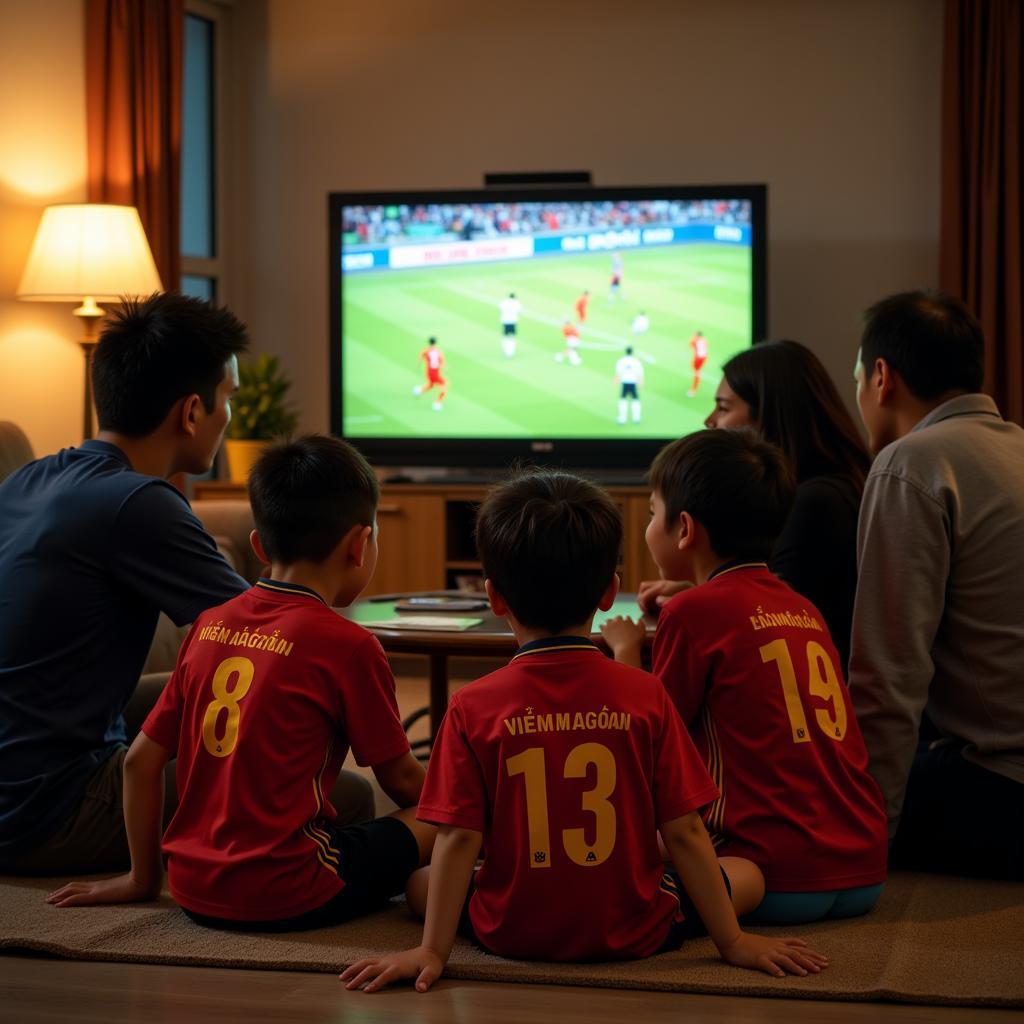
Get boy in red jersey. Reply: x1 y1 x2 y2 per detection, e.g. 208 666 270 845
687 330 708 397
342 471 826 992
602 430 888 924
575 289 590 324
555 319 582 365
48 436 434 929
414 336 447 410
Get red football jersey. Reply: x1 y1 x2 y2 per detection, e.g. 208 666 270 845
143 580 411 921
575 295 589 319
418 637 718 961
562 323 579 340
652 563 887 892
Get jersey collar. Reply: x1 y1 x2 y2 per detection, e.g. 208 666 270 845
512 635 600 660
255 577 328 606
706 558 768 583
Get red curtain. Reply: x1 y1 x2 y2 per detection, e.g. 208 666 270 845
940 0 1023 424
85 0 183 292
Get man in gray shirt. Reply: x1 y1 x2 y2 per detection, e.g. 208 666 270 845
850 290 1024 879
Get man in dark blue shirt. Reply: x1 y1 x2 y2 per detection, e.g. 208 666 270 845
0 294 250 872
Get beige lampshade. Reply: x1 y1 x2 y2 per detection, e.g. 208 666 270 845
17 203 163 302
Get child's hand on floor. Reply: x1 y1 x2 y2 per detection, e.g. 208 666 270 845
46 873 159 908
719 931 828 977
341 945 445 993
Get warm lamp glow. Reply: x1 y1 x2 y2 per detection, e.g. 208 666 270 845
16 203 164 441
17 204 163 302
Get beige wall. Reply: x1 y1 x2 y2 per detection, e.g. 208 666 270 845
230 0 942 439
0 0 87 457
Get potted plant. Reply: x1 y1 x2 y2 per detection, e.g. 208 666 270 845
223 354 299 482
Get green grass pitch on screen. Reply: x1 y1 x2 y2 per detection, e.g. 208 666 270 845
341 245 751 440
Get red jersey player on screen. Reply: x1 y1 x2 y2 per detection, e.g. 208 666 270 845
602 430 887 925
555 319 582 366
47 437 434 929
342 472 826 994
575 289 590 324
414 336 447 411
688 330 708 397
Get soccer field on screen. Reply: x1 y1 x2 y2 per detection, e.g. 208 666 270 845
341 244 751 440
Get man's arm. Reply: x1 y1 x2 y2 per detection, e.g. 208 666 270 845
848 469 949 834
340 825 482 992
111 483 248 626
46 733 169 907
373 751 426 809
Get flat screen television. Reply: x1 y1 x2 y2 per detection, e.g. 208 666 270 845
329 184 766 471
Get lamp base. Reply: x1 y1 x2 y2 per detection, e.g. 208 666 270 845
73 298 105 441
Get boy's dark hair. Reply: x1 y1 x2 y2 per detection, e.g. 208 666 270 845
248 434 379 564
475 471 622 634
723 339 870 489
860 290 984 399
650 429 794 561
92 292 249 436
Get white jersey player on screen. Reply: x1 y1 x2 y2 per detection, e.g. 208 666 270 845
615 346 644 424
631 310 650 336
499 292 522 357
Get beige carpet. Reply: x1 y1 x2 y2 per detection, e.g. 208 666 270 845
1 872 1022 1007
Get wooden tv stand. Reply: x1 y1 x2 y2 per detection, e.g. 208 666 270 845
192 481 659 596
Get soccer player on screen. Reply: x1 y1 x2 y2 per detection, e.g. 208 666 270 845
413 337 447 410
632 310 650 337
615 346 644 424
575 289 590 324
499 292 522 358
609 253 624 303
688 329 708 397
555 319 582 366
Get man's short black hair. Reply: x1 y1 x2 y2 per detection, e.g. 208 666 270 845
248 435 379 564
475 471 622 634
650 429 794 561
92 292 249 436
860 290 985 399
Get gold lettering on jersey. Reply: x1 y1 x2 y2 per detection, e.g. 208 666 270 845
196 621 295 656
503 705 631 736
748 605 823 633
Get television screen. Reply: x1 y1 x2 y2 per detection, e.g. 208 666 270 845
330 185 766 469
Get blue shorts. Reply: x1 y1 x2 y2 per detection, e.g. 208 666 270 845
744 883 883 925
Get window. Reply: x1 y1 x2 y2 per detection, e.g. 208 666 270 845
181 2 227 302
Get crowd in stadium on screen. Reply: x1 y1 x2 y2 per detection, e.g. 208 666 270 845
343 199 751 245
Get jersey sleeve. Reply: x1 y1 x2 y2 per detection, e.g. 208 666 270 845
651 687 718 825
109 482 248 626
651 599 711 729
417 700 488 832
337 633 410 767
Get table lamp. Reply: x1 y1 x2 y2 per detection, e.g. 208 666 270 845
17 203 164 440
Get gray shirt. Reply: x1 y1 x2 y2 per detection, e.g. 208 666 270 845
849 394 1024 833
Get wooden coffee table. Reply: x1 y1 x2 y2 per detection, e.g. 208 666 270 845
342 593 655 738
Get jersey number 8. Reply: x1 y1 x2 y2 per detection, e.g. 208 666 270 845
201 657 256 758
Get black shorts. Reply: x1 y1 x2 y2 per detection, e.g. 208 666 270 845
182 815 420 932
456 865 731 956
621 382 639 399
503 322 517 335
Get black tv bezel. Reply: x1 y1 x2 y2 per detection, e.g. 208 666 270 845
329 184 767 469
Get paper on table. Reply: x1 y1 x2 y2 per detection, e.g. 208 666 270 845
359 615 483 631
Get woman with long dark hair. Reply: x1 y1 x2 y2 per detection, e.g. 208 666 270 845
639 339 870 668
